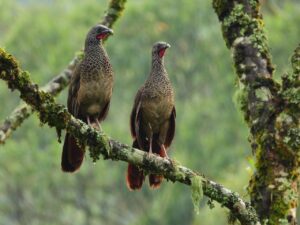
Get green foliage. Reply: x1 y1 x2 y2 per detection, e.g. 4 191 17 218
0 0 299 224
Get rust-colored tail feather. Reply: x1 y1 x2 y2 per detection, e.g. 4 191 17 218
127 164 145 190
61 133 84 172
126 140 145 190
149 140 166 189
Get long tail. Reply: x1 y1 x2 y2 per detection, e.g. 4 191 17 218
61 133 85 172
126 140 145 190
149 138 166 189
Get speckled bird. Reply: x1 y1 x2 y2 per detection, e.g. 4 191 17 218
61 24 114 172
127 41 176 190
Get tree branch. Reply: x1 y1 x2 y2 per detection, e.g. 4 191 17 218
212 0 300 224
0 0 127 144
0 48 260 225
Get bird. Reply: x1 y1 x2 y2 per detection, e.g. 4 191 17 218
126 41 176 190
61 24 114 172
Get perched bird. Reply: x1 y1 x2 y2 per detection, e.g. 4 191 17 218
127 42 176 190
61 25 114 172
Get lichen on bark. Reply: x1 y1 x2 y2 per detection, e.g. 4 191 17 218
213 0 300 224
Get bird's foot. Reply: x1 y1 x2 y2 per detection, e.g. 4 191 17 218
87 116 91 126
95 119 102 132
161 145 173 167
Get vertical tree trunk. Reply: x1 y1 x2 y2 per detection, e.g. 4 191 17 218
212 0 300 224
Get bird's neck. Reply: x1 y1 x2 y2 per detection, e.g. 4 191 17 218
151 57 166 77
84 42 109 63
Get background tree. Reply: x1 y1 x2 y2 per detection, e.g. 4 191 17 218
0 0 299 225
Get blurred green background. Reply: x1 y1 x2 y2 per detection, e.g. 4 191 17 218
0 0 299 224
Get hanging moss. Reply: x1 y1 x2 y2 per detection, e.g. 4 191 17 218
191 175 203 214
291 44 300 74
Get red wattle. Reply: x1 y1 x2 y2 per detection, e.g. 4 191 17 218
96 33 107 40
159 49 166 58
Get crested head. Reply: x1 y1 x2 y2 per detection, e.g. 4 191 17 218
85 24 113 47
152 41 171 60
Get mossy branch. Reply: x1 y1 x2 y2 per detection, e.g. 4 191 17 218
0 0 127 144
213 0 299 224
0 48 260 225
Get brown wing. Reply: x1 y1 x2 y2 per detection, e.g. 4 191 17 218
134 102 149 152
164 106 176 148
67 64 81 118
98 101 111 122
130 86 144 138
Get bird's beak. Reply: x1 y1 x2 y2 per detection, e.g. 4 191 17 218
104 28 114 35
165 43 171 49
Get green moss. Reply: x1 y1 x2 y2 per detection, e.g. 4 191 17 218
219 2 272 68
101 133 112 158
255 87 272 101
0 48 19 73
190 175 203 214
212 0 234 21
19 71 31 86
172 162 186 181
233 82 250 122
89 146 100 162
276 112 300 152
285 127 300 150
249 138 299 224
222 4 250 47
249 0 259 10
291 44 300 74
228 211 238 225
213 1 298 224
283 87 300 104
86 130 112 162
207 199 215 209
106 0 127 27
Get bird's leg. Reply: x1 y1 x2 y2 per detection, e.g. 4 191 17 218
161 144 174 167
161 145 169 158
95 118 102 132
148 123 153 155
87 116 91 126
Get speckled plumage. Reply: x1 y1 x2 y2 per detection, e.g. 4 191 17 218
127 42 176 190
62 25 114 172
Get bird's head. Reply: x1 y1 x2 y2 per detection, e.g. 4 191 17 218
85 25 113 45
152 41 171 59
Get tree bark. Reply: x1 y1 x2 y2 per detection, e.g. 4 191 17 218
212 0 300 224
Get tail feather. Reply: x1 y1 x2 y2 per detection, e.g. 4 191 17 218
61 133 84 172
149 174 163 189
149 140 166 189
126 140 145 190
126 164 145 190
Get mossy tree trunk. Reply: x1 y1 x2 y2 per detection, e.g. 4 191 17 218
212 0 300 224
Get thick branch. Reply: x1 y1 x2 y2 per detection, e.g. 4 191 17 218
213 0 299 224
0 0 127 144
0 49 260 225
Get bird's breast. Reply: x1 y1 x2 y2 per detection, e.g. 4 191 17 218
77 78 112 116
141 96 174 132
